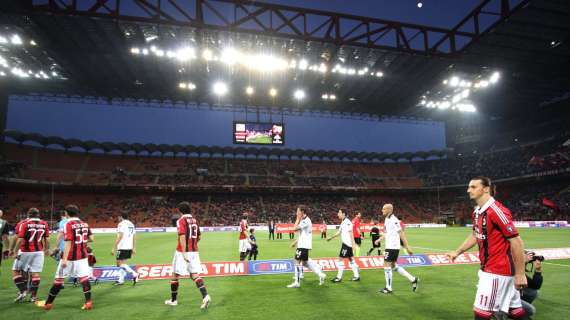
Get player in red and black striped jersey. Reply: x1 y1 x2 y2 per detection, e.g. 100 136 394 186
12 208 48 302
238 213 250 261
448 177 528 320
41 204 94 311
165 202 211 309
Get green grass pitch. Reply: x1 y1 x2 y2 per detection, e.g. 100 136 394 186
1 227 569 319
247 135 273 144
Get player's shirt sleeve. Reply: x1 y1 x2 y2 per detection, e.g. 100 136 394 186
393 219 402 232
64 222 73 241
44 222 50 238
17 222 27 238
298 219 308 230
489 205 519 238
177 218 187 235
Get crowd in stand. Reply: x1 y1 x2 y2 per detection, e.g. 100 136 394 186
414 136 570 186
1 176 568 228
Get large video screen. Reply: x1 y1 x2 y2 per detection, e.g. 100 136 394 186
233 122 284 145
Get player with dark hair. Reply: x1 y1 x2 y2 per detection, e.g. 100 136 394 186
111 212 139 285
447 177 529 320
367 218 383 256
165 202 211 309
287 205 326 288
327 209 360 282
53 210 69 262
320 219 327 239
238 212 251 261
12 208 49 303
41 204 94 310
352 212 363 256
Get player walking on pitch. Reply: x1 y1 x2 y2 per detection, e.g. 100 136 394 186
13 208 49 303
287 206 326 288
379 204 418 294
327 209 360 282
41 205 94 310
446 177 529 319
165 202 211 309
111 213 139 285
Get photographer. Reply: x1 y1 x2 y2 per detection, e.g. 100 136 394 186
522 251 544 317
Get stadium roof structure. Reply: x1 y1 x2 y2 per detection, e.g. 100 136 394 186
0 0 569 118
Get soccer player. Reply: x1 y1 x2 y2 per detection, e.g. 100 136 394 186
326 209 360 282
352 212 363 256
287 206 326 288
54 210 68 261
10 211 30 302
446 177 529 320
320 219 327 239
268 219 275 240
238 212 251 261
247 228 258 261
12 208 49 302
42 204 93 310
164 202 211 309
0 210 9 266
367 218 382 256
111 213 139 285
379 204 418 294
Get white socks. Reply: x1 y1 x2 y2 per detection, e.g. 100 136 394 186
119 264 138 282
384 267 393 290
395 265 415 282
349 261 360 278
307 259 324 277
336 260 345 279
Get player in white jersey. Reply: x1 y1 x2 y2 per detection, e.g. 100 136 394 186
327 209 360 282
378 204 418 294
287 206 326 288
111 213 139 285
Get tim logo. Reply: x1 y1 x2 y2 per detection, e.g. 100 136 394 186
403 256 428 265
250 260 294 274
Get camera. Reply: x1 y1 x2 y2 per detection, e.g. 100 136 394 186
527 251 545 262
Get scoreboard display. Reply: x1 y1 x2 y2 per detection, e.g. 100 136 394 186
233 122 284 145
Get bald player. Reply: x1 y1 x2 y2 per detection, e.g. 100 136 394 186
378 204 418 294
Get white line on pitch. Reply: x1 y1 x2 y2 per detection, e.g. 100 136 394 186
542 262 570 268
411 246 452 252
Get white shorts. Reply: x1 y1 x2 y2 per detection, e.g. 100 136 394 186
55 258 91 279
474 270 522 313
172 251 202 276
239 239 251 253
19 251 45 273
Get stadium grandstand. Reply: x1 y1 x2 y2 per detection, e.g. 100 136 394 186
0 0 569 319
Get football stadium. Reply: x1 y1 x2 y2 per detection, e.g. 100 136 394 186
0 0 569 319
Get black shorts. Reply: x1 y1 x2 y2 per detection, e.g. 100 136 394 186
339 243 354 258
116 250 132 260
354 237 362 245
384 249 400 262
371 239 381 248
294 248 309 261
